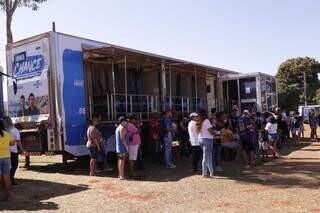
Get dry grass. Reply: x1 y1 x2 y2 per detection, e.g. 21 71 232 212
0 127 319 213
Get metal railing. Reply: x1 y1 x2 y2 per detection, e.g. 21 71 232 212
92 93 208 121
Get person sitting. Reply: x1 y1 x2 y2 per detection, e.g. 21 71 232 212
221 122 239 160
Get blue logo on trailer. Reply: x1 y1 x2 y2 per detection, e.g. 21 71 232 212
62 49 86 146
12 55 45 79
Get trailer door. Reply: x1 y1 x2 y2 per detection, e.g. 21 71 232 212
62 49 86 146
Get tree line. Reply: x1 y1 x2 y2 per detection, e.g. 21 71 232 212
276 57 320 111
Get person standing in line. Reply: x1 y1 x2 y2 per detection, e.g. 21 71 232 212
197 110 215 178
149 113 161 164
265 116 280 158
237 110 256 167
86 114 102 176
163 109 176 169
115 117 129 180
277 109 289 146
188 112 202 174
290 111 301 143
127 115 141 178
3 116 25 185
0 119 15 201
248 115 258 162
309 110 318 141
212 112 224 172
178 115 190 159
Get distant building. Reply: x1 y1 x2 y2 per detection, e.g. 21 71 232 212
219 72 278 112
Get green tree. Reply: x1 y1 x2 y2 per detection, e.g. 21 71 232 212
315 88 320 105
0 0 47 44
276 57 320 110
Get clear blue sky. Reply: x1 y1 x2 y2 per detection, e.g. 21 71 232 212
1 0 320 75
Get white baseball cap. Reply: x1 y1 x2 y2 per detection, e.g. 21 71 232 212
189 112 199 118
243 110 250 114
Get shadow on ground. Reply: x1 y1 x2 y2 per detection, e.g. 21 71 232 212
215 142 320 189
278 140 311 156
0 179 89 211
17 142 320 188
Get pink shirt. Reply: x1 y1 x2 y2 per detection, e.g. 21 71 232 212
127 123 141 145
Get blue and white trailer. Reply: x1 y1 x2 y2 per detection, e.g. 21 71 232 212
6 32 237 163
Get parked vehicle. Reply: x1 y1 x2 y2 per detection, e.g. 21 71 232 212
298 105 320 123
6 31 236 163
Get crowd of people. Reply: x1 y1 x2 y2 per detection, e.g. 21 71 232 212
85 106 319 179
0 106 319 200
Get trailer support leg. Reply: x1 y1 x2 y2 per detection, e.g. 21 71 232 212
62 152 68 166
24 156 30 168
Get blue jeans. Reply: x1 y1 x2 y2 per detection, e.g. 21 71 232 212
164 136 173 167
212 143 221 169
0 157 11 176
199 138 214 176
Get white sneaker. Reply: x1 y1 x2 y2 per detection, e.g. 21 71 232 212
166 164 176 169
95 169 102 174
103 167 113 172
215 167 224 172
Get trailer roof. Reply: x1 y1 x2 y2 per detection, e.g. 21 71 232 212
9 31 239 75
83 44 238 75
219 72 275 81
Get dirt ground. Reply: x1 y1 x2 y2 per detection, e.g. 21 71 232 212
0 138 319 212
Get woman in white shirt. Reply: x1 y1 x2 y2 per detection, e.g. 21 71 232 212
265 116 279 158
188 112 201 173
197 111 215 178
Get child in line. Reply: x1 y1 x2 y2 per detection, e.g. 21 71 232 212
259 123 269 162
265 117 280 158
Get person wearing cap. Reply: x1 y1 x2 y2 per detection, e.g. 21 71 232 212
127 115 141 178
115 117 129 180
237 110 256 167
188 112 202 174
162 109 176 169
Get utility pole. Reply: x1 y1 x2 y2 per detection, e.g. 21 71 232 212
303 71 307 106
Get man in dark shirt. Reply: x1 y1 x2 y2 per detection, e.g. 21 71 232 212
237 110 255 167
230 109 239 132
25 93 40 116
